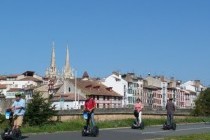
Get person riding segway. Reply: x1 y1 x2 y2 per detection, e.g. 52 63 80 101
131 98 144 129
163 98 176 130
82 94 99 137
1 92 26 140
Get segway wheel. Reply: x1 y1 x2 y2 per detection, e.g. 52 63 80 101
12 128 22 140
140 121 144 130
82 129 86 136
163 122 168 130
131 124 135 129
82 126 88 136
172 122 176 130
91 126 99 137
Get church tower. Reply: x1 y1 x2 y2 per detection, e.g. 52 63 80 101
46 42 57 78
63 45 74 79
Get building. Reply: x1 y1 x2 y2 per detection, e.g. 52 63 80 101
180 80 206 108
122 73 143 106
43 43 122 110
48 72 123 110
101 71 128 106
0 71 43 100
45 42 74 79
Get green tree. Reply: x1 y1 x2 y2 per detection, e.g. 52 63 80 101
25 92 57 126
193 88 210 116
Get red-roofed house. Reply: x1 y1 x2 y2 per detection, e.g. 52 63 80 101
49 72 123 110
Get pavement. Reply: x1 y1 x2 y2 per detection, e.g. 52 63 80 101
14 123 210 140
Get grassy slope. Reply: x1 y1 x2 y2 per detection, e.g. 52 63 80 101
19 117 210 133
0 117 210 134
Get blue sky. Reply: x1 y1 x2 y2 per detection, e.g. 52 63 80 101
0 0 209 85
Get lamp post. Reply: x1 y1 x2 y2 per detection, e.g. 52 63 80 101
74 69 77 109
77 73 80 109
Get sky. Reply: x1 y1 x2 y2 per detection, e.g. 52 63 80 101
0 0 209 86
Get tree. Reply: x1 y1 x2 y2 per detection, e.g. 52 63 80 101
25 92 57 126
193 88 210 116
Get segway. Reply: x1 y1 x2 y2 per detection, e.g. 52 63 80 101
131 110 144 130
81 111 99 137
163 114 176 130
1 109 22 140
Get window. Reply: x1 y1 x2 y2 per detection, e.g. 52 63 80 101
68 87 71 92
128 97 132 104
114 104 116 108
128 89 132 94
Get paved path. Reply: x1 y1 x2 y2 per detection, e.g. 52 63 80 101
23 123 210 140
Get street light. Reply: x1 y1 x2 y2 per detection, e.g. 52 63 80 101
74 69 77 109
77 73 80 109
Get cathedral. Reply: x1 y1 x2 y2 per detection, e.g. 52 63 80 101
45 42 74 79
43 42 122 110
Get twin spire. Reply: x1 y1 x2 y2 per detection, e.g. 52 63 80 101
46 42 73 79
64 45 73 79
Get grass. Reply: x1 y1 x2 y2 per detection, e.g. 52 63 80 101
165 133 210 140
0 116 210 134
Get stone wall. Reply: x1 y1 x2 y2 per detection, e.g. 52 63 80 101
54 108 192 121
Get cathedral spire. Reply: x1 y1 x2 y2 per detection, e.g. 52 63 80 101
46 41 57 78
64 44 73 79
51 42 56 69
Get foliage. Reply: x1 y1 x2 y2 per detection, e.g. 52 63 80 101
192 88 210 116
0 113 6 124
24 92 57 126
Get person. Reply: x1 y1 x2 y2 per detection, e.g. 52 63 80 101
134 98 144 125
84 94 96 127
66 105 69 110
166 98 175 126
11 92 26 130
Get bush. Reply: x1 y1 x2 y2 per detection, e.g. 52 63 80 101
192 88 210 116
0 113 6 124
24 92 57 126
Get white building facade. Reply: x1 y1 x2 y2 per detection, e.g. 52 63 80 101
102 72 128 106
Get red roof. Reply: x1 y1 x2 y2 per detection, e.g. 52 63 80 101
0 76 6 80
70 78 122 97
0 84 7 89
19 76 43 82
7 88 23 92
7 74 20 78
51 93 86 101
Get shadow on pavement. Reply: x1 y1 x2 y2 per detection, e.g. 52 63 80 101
22 136 29 139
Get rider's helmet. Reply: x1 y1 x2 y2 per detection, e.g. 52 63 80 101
15 92 22 97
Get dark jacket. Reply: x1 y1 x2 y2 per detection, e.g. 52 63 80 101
166 101 175 115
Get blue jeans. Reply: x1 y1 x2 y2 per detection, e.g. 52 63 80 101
167 114 174 125
86 112 95 127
